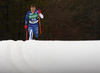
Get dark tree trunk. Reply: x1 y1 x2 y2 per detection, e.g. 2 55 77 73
6 0 9 36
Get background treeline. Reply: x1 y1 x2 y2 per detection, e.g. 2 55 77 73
0 0 100 41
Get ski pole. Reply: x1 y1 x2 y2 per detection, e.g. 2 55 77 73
26 28 28 40
39 15 42 34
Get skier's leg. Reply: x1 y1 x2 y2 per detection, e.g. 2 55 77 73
33 23 39 39
29 27 33 40
35 26 39 38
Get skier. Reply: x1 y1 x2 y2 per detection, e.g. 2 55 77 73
24 4 44 40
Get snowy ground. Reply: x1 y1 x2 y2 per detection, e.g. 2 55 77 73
0 40 100 73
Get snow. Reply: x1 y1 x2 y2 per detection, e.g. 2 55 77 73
0 40 100 73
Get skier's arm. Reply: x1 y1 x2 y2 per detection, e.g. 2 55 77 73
38 9 44 19
39 13 44 19
25 12 29 25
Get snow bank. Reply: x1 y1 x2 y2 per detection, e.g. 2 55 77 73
0 40 100 73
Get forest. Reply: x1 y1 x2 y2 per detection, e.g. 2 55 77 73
0 0 100 41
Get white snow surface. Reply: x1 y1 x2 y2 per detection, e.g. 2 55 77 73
0 40 100 73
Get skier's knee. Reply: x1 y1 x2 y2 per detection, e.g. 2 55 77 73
29 29 33 40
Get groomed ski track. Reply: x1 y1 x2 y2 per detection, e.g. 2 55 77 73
0 40 100 73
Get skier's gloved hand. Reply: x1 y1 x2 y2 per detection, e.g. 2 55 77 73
24 25 28 29
38 9 41 14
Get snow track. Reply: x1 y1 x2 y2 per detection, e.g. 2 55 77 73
0 40 100 73
0 40 20 73
10 41 35 73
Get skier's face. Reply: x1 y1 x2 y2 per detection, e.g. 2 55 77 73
31 7 36 12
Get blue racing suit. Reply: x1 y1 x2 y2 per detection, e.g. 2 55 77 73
25 10 40 40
